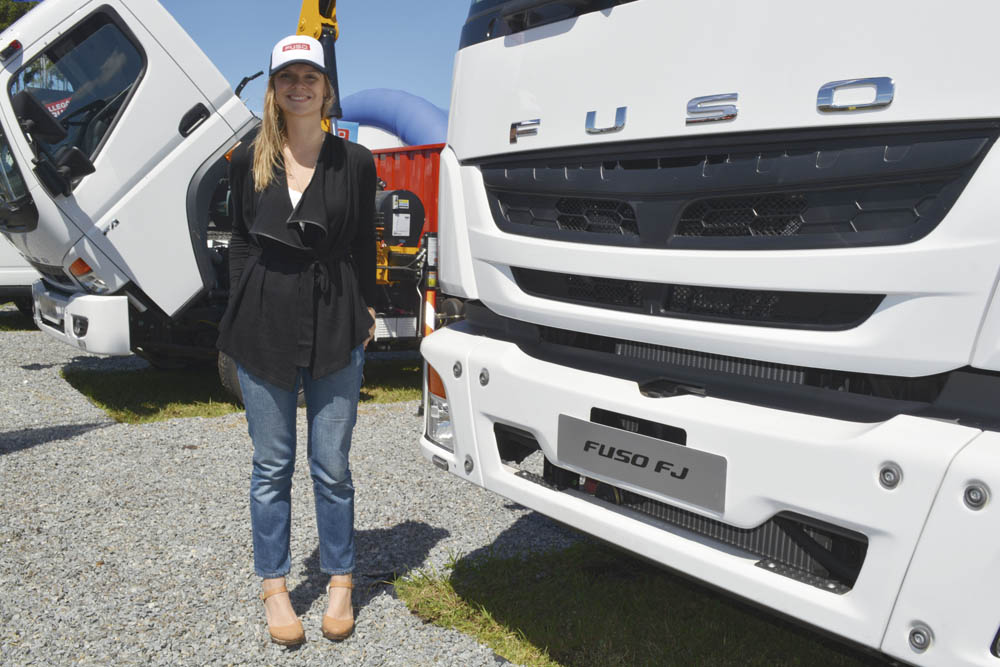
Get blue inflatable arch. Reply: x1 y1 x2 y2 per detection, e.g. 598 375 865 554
340 88 448 146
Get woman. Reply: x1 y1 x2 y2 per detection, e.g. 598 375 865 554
217 34 377 646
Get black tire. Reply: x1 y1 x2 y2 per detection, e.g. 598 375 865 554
217 351 305 408
12 296 33 318
217 351 244 406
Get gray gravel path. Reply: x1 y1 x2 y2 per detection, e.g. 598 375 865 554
0 305 579 666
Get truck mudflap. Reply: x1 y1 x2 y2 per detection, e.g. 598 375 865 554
32 281 129 355
420 322 996 662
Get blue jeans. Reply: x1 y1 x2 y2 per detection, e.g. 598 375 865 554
237 346 365 578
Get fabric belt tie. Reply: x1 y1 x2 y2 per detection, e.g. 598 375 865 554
314 260 332 294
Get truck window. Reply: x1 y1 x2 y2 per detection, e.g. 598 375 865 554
0 122 28 204
461 0 638 48
7 11 144 159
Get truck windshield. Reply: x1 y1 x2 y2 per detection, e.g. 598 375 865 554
7 11 143 159
461 0 637 48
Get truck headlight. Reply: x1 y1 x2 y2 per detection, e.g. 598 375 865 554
68 258 111 294
425 363 454 451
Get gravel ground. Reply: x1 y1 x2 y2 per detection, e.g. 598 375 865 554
0 305 580 666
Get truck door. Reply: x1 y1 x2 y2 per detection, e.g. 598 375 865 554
6 0 244 316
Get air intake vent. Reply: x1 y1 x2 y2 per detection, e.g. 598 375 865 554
513 267 883 330
677 193 808 237
676 185 939 238
498 194 639 237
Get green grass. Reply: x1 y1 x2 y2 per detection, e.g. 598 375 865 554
62 357 422 423
395 542 886 667
360 358 422 403
62 365 242 424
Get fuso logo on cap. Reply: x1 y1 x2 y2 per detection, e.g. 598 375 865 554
282 43 310 52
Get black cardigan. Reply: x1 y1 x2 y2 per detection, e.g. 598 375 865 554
216 132 377 391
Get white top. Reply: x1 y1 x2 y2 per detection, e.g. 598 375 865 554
288 188 302 209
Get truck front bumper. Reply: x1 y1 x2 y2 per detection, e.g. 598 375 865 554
421 321 1000 666
32 280 130 355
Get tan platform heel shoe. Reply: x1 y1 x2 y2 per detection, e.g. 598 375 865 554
322 577 354 641
260 585 306 646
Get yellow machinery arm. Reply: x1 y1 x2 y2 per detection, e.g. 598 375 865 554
296 0 338 40
296 1 342 119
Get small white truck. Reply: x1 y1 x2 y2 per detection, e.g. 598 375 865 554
0 0 437 386
420 1 1000 665
0 0 257 367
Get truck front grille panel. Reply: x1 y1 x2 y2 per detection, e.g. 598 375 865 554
513 267 884 330
501 196 639 236
676 184 940 238
479 121 999 249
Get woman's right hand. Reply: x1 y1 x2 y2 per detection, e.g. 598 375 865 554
363 307 376 348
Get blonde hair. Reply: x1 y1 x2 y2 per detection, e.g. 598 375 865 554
251 73 335 191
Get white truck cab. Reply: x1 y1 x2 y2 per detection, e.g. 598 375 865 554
422 1 1000 665
0 0 255 360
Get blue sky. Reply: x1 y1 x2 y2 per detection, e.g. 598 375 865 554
161 1 472 115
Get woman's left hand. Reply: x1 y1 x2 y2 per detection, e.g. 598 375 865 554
364 307 376 348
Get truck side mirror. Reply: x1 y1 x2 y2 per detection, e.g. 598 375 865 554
54 145 96 180
11 90 67 144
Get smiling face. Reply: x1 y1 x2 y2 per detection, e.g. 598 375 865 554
272 63 327 119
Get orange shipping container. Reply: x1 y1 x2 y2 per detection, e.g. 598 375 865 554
371 143 445 239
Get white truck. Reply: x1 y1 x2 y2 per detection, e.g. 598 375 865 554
0 0 257 368
420 1 1000 664
0 0 437 385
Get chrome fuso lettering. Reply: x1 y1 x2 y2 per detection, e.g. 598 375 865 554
585 106 627 135
817 77 894 112
509 118 540 144
686 93 738 124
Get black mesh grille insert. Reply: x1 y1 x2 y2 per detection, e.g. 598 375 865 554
500 196 640 236
513 267 883 330
480 121 999 250
502 446 868 591
677 194 808 237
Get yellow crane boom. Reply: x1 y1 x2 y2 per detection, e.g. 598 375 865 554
296 1 342 120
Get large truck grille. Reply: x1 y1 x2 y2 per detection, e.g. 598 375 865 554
479 121 999 250
512 267 884 330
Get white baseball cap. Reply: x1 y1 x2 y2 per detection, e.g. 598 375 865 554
269 35 326 76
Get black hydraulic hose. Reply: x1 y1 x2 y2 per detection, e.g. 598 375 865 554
320 32 342 119
235 71 263 98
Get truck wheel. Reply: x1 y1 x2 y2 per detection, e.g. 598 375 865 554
217 351 244 406
217 352 305 408
12 296 33 318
